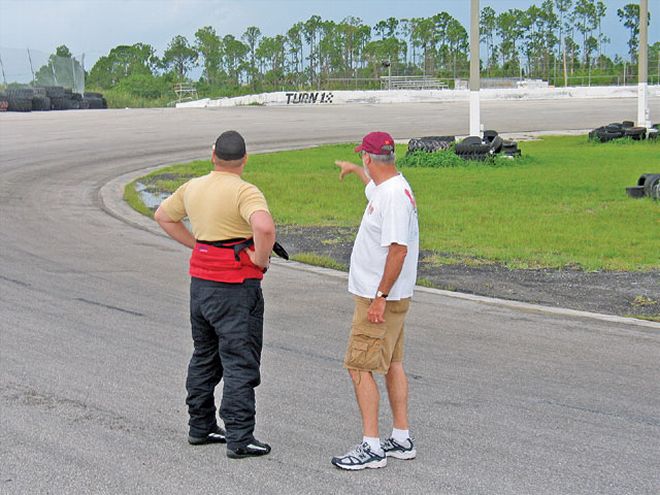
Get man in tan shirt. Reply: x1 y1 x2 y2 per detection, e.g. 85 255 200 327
155 130 275 459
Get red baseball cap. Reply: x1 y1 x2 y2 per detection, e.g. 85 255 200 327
354 131 395 155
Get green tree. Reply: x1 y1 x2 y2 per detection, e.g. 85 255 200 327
374 17 399 40
617 3 651 63
195 26 222 85
222 35 248 86
480 6 497 74
162 35 197 80
303 15 323 87
88 43 158 88
497 9 526 73
242 26 262 88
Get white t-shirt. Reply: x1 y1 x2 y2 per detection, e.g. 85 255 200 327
348 174 419 300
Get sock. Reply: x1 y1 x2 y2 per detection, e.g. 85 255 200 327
391 428 409 443
363 436 382 453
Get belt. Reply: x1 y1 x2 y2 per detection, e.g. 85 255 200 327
197 238 289 261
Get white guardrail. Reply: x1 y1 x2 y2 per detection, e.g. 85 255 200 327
176 85 660 109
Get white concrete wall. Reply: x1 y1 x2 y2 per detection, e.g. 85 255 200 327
176 85 660 109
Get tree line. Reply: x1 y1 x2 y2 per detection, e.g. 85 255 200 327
79 1 656 99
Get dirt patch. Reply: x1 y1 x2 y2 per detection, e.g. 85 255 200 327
277 225 660 320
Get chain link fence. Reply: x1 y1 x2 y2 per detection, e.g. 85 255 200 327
0 46 85 94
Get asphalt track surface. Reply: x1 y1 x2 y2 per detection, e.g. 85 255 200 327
1 98 660 495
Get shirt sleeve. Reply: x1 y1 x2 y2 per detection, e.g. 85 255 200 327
238 184 270 223
159 181 189 222
365 180 376 200
379 189 413 247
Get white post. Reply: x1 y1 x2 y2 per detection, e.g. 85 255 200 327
638 0 650 128
469 0 481 137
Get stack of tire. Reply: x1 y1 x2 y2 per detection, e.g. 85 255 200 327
31 87 51 111
407 135 455 153
1 86 106 112
6 88 35 112
455 130 519 161
82 92 107 109
46 86 73 110
627 173 660 200
589 121 650 142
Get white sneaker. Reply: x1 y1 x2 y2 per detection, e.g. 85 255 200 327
331 441 387 470
381 437 416 460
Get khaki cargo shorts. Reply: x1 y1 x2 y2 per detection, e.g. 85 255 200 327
343 295 411 375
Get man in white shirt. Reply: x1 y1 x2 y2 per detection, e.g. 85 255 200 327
331 131 419 470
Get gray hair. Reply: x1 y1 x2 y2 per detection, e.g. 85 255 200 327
366 152 395 164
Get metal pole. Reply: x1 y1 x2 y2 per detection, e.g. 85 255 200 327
27 48 36 86
388 62 391 90
0 53 7 86
638 0 650 128
469 0 481 137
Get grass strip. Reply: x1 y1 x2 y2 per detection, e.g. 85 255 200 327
126 136 660 271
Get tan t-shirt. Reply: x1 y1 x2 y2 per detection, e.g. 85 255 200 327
159 171 269 241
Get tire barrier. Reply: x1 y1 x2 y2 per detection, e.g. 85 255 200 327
408 130 520 162
31 96 51 111
1 86 106 112
456 131 520 160
627 174 660 200
589 121 655 142
407 136 455 153
0 93 9 112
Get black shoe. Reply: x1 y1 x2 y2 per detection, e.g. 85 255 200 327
188 425 227 445
226 439 271 459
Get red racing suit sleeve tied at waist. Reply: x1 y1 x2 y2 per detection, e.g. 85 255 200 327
189 239 264 283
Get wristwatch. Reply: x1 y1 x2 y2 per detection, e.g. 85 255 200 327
375 290 388 299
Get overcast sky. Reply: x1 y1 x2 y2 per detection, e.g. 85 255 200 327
0 0 657 70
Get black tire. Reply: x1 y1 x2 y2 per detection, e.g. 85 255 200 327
621 120 634 128
44 86 65 98
33 87 47 97
84 91 103 98
589 127 605 140
461 136 483 146
489 135 504 154
7 97 32 112
7 87 34 99
71 93 83 102
624 127 646 140
407 136 455 153
647 177 660 200
84 97 104 109
597 130 623 142
626 186 645 198
79 99 90 110
647 129 658 140
607 122 623 130
636 174 659 187
455 141 491 155
0 93 8 112
638 174 660 197
483 130 498 143
31 96 51 111
101 97 108 109
51 97 75 110
501 141 520 157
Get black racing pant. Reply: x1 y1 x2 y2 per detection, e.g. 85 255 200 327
186 277 264 449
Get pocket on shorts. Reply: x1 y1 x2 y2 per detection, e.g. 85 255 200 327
345 326 386 371
387 298 410 314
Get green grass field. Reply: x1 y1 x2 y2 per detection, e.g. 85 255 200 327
127 136 660 271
